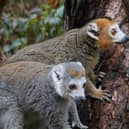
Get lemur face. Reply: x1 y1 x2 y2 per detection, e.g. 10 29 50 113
51 62 86 100
86 18 129 48
67 75 86 101
108 23 129 44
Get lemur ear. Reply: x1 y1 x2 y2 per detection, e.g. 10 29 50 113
87 23 98 33
87 22 99 40
77 62 83 67
52 64 65 81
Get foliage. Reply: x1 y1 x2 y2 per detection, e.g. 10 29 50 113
0 4 64 56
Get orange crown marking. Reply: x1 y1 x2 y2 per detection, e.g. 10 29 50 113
95 18 115 30
67 68 85 79
94 18 116 49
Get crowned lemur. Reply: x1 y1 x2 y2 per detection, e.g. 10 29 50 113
0 61 88 129
6 18 129 101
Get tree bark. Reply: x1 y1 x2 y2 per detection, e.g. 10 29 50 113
63 0 110 31
64 0 129 129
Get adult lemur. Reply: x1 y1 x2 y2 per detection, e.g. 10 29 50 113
0 61 88 129
6 18 129 101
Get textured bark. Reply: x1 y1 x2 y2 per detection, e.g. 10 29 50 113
64 0 129 129
63 0 110 31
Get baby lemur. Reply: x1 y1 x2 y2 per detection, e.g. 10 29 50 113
7 17 129 101
0 61 88 129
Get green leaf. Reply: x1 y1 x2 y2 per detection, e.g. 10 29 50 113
3 45 11 53
1 3 63 56
29 8 42 16
44 17 61 25
20 37 27 48
12 38 22 48
55 6 64 17
29 17 38 24
11 37 27 48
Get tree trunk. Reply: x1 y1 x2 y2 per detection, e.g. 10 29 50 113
64 0 129 129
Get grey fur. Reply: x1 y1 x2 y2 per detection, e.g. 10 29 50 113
8 28 97 68
0 61 87 129
6 18 111 101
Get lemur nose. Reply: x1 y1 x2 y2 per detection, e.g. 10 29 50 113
124 36 129 43
121 35 129 44
116 35 129 44
75 96 86 101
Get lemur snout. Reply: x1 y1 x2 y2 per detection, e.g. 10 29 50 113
121 35 129 44
75 96 86 101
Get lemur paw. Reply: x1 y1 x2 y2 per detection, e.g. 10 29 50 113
80 125 88 129
76 125 88 129
96 86 112 102
72 122 88 129
97 71 106 82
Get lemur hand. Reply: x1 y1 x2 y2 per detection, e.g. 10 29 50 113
96 71 106 83
72 121 88 129
96 86 112 102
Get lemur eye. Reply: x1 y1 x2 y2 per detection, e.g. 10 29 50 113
69 84 77 90
111 28 117 35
